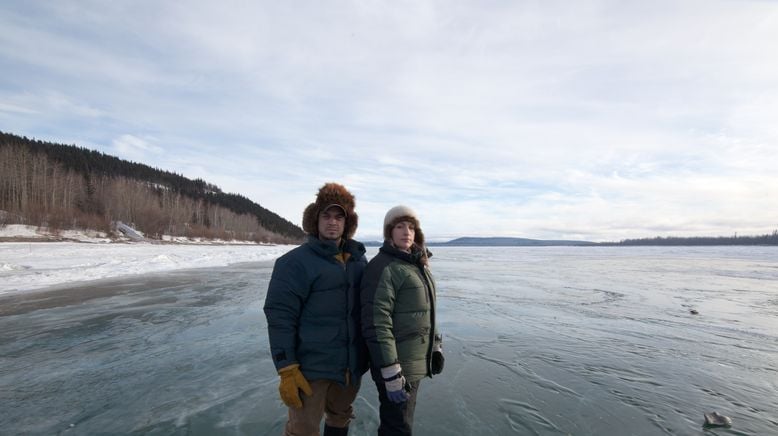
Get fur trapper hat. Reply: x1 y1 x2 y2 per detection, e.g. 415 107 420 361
302 182 358 239
383 205 425 247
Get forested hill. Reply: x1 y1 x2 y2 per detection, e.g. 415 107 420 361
0 131 304 243
607 233 778 246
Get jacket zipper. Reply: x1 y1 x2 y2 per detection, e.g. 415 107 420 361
418 265 436 376
341 250 352 384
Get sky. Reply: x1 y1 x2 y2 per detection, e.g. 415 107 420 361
2 1 777 242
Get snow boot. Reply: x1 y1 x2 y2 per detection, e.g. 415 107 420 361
323 424 349 436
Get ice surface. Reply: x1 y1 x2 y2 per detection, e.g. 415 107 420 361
1 245 777 435
0 241 294 295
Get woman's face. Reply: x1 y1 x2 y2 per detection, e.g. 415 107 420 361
391 220 415 252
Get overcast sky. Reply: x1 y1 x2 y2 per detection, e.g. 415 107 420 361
2 1 777 242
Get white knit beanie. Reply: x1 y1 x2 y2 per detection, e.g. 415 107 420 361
383 205 417 227
383 205 422 240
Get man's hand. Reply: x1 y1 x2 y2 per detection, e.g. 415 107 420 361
278 363 313 408
381 363 409 403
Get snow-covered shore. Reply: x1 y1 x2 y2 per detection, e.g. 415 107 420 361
0 225 295 295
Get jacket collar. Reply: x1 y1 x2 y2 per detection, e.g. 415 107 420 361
306 235 365 260
379 240 430 265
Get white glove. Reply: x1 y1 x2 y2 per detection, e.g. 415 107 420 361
381 363 408 403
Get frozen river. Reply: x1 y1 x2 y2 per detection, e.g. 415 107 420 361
1 246 777 435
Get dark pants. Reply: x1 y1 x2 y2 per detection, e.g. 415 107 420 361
372 369 421 436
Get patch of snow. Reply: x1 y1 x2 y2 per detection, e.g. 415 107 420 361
159 235 268 245
1 224 272 245
0 224 42 238
59 229 113 243
1 224 110 242
162 235 189 243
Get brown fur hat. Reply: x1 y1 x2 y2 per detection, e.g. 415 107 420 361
302 182 359 239
383 205 425 247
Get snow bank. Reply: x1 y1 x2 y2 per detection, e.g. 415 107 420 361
1 224 112 242
0 224 270 245
0 242 295 295
0 224 43 238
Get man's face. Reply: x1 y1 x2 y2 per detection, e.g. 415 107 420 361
318 206 346 242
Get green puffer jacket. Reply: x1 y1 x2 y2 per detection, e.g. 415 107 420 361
361 242 441 382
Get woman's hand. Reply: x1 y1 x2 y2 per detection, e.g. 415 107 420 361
381 363 409 403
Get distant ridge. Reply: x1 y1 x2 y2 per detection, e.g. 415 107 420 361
364 237 596 247
431 237 596 246
364 232 778 247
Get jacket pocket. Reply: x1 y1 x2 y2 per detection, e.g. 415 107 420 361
395 326 430 343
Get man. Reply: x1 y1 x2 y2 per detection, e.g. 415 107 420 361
264 182 368 436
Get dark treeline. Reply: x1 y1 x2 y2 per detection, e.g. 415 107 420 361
0 131 304 242
607 231 778 246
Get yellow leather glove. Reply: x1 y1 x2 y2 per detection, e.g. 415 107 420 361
277 363 313 409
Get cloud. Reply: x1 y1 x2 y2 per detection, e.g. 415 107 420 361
0 102 37 115
2 0 777 241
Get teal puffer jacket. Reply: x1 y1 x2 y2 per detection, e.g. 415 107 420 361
264 236 368 385
361 242 440 382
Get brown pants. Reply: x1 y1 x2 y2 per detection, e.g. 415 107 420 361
284 379 360 436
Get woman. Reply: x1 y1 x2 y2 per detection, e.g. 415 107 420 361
361 205 444 435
